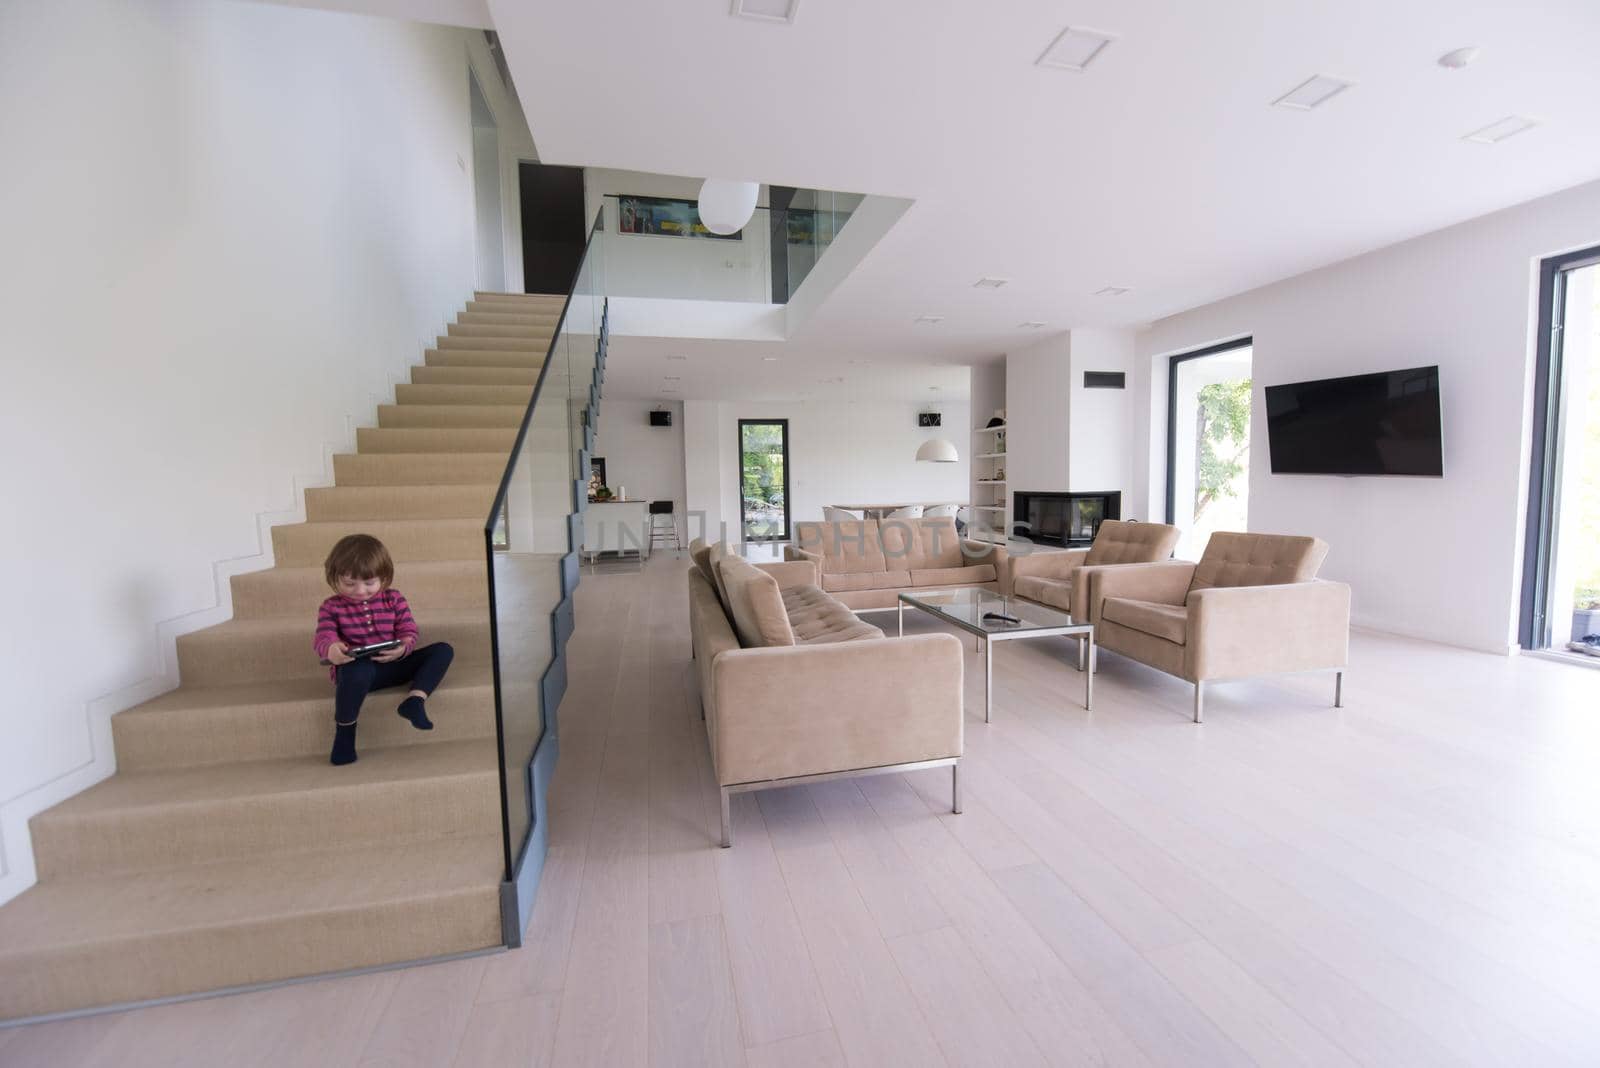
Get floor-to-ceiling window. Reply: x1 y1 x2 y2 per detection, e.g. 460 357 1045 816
739 419 790 542
1521 247 1600 656
1167 339 1253 560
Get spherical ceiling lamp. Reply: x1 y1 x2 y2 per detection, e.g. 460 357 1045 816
697 178 759 235
916 438 960 463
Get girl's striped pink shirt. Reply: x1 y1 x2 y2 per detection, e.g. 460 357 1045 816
312 588 419 660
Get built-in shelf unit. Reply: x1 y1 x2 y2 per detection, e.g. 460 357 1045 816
969 423 1008 542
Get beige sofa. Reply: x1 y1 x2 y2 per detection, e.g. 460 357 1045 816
785 517 1008 611
1085 532 1351 723
687 540 965 845
1010 520 1182 621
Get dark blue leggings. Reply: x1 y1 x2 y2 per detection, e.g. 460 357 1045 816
334 642 454 724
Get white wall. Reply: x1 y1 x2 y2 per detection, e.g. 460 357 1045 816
0 0 530 905
1005 335 1073 499
591 399 687 519
1131 177 1600 654
584 169 772 303
681 397 972 543
1067 329 1136 499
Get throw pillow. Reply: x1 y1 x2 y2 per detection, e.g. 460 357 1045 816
717 556 796 648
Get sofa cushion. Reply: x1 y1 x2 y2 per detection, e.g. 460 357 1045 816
793 520 887 573
823 570 911 593
719 555 795 648
1084 520 1181 566
879 517 964 571
1188 532 1329 599
689 539 718 597
780 584 885 644
912 563 997 587
707 541 736 611
1014 573 1073 611
1101 597 1189 645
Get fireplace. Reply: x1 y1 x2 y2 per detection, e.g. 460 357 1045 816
1012 491 1121 547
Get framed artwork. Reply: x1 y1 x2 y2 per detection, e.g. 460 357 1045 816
589 456 608 496
617 195 741 241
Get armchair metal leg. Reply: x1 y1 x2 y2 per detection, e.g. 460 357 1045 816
1335 670 1344 708
719 788 732 848
1193 681 1205 724
952 763 962 814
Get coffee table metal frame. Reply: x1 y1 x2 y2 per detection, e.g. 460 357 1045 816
897 588 1094 721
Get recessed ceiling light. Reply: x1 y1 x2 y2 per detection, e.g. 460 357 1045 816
914 315 945 324
819 376 844 384
1093 286 1131 297
1272 74 1353 111
730 0 797 24
1019 321 1048 329
1036 26 1115 72
1463 115 1539 144
666 354 688 361
973 277 1009 289
663 376 681 381
761 356 780 361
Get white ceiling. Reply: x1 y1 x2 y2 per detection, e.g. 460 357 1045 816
486 0 1600 369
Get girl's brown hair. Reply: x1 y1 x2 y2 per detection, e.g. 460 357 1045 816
323 534 395 590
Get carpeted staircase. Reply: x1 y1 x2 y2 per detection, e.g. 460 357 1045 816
0 292 565 1021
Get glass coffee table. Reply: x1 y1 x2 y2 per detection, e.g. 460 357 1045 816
897 587 1093 721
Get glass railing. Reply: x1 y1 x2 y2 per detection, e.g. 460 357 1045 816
774 188 861 300
484 209 606 939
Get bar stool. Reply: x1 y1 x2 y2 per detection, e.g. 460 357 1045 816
648 500 680 552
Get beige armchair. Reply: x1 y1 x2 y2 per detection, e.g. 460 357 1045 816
1086 532 1350 722
1010 520 1181 619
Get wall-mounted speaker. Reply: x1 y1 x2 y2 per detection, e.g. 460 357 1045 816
1083 371 1126 389
649 409 673 427
918 412 943 427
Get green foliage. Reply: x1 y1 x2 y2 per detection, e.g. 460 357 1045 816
1194 379 1252 519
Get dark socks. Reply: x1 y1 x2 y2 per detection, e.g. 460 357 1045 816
398 695 434 731
331 722 358 765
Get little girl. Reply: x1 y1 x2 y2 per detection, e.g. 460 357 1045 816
313 533 454 766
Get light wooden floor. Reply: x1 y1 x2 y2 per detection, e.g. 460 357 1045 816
8 551 1600 1066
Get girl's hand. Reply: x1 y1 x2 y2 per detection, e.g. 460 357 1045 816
326 642 354 666
373 643 407 663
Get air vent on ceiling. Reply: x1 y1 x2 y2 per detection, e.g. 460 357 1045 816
1463 116 1539 144
731 0 798 24
1084 371 1127 390
1093 285 1131 297
1272 74 1353 111
1036 27 1115 72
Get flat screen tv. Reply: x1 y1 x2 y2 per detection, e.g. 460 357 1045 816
1264 365 1443 476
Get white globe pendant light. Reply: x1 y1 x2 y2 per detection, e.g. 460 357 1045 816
697 178 759 235
916 438 960 463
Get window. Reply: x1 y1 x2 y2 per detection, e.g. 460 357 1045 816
1167 338 1254 560
739 419 790 542
1521 246 1600 654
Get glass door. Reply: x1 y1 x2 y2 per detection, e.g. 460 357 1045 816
1167 339 1254 560
1521 248 1600 654
739 419 790 542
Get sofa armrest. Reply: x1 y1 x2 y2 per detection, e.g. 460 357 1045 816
1086 561 1196 623
962 540 1010 592
783 545 817 564
757 559 817 590
1009 548 1088 582
710 633 964 787
1186 580 1351 682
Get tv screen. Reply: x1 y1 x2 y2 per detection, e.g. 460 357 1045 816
1265 366 1442 476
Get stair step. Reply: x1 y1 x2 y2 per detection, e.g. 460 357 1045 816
113 672 497 770
303 482 499 520
272 516 485 567
424 348 545 369
231 560 491 618
0 834 502 1019
377 404 525 430
394 383 533 406
446 323 558 341
31 739 501 879
355 427 516 454
472 291 565 305
410 365 540 386
435 335 547 352
334 452 508 487
176 609 491 686
456 311 561 328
